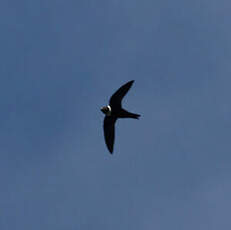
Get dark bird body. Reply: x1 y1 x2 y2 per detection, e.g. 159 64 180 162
101 80 140 154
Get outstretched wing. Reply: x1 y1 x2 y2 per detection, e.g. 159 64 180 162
109 80 134 108
103 116 117 154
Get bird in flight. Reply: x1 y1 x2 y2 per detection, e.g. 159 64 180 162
101 80 140 154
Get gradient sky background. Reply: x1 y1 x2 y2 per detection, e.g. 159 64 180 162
1 0 231 229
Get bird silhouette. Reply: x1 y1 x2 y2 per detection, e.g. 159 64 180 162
101 80 140 154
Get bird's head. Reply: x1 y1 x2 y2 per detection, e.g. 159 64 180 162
101 105 112 116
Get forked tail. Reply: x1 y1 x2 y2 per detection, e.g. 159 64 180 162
119 109 141 119
129 113 140 119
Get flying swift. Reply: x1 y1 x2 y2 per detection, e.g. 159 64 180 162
101 80 140 154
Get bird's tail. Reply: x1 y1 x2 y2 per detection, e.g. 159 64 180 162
119 109 141 119
129 113 140 119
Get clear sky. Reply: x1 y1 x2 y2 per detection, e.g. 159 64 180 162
1 0 231 229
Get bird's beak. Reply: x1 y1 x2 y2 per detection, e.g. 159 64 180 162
101 107 105 113
101 106 108 114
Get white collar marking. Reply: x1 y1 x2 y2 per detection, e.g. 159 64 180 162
106 105 112 116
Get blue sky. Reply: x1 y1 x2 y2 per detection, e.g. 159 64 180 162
1 0 231 229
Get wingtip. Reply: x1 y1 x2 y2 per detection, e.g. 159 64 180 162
126 80 134 84
127 80 135 87
109 149 113 154
107 146 113 154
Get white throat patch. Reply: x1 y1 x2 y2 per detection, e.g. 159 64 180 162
106 105 112 116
